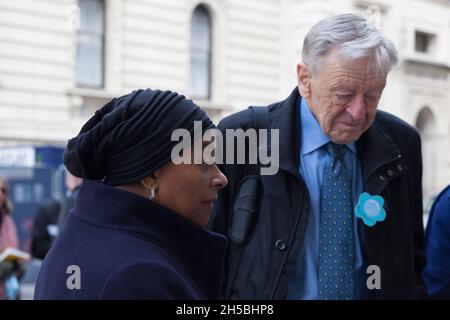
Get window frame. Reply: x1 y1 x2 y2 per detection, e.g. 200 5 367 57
75 0 106 89
189 4 213 100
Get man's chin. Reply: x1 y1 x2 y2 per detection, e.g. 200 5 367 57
329 131 362 145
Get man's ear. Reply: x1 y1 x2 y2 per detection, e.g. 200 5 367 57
297 63 312 98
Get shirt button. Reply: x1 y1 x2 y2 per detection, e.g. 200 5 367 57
275 239 286 251
397 164 403 171
379 175 386 181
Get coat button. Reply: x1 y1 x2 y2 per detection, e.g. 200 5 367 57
397 164 403 171
387 170 394 176
379 175 386 181
275 239 286 251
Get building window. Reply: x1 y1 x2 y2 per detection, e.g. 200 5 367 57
414 31 434 54
76 0 105 88
189 5 212 99
416 107 437 197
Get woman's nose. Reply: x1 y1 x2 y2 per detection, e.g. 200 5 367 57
211 165 228 189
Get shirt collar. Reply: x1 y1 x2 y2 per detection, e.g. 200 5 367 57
300 97 357 155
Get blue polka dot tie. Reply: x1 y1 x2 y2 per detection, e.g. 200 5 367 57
318 142 354 300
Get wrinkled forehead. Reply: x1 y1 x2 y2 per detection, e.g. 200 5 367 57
318 53 387 90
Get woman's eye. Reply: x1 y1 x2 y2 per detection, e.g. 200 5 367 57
204 160 216 166
202 156 216 166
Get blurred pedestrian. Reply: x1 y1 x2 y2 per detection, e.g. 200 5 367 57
30 171 82 260
423 184 450 299
0 177 22 300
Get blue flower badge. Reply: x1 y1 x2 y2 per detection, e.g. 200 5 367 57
354 192 386 227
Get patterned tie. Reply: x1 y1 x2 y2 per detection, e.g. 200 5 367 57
318 142 354 300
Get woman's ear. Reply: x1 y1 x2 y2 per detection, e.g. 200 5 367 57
297 63 312 98
140 173 157 191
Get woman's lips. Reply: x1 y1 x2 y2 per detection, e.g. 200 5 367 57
202 198 217 209
205 202 213 209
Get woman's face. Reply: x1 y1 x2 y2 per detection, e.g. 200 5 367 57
151 141 228 226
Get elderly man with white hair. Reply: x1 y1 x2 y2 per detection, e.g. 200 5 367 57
210 13 425 300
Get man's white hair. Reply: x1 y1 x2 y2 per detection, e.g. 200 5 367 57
302 13 398 75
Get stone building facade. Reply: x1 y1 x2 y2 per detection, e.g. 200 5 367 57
0 0 448 195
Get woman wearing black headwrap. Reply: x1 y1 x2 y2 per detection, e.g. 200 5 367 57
34 89 228 300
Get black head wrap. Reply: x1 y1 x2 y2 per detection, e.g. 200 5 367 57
64 89 214 186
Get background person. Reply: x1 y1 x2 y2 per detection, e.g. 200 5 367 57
423 184 450 299
31 171 82 260
0 177 23 300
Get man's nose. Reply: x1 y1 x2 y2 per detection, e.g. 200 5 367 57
346 95 366 122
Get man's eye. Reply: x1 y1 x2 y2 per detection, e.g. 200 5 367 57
364 95 378 102
336 94 352 99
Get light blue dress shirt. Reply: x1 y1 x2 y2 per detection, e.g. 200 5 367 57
286 98 371 299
